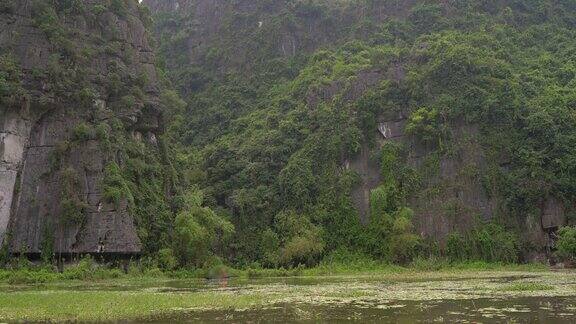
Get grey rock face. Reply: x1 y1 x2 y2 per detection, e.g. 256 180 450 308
0 0 162 254
0 109 31 245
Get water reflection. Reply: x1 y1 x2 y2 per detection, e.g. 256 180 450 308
149 297 576 323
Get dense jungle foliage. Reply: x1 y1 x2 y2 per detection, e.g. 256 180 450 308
147 0 576 269
4 0 576 271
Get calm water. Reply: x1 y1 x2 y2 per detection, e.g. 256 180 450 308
146 276 576 323
148 297 576 323
5 274 576 323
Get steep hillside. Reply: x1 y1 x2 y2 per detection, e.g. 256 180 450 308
146 0 576 266
0 0 173 257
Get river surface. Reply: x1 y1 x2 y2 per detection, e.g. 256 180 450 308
3 271 576 323
150 297 576 323
155 272 576 323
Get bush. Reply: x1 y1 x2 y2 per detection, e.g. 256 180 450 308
61 198 88 224
31 0 64 40
409 3 445 33
102 162 134 207
60 167 88 224
55 0 85 14
157 248 178 271
279 234 325 267
201 256 238 279
406 106 442 144
173 191 234 267
445 224 520 263
0 54 25 106
72 123 95 142
446 232 467 261
556 226 576 262
314 248 384 273
275 211 325 268
260 229 280 267
110 0 127 17
389 208 421 264
62 256 124 280
5 269 58 284
472 224 519 263
62 256 94 280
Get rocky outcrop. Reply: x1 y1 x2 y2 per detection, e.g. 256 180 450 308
0 108 30 245
144 0 417 77
0 0 162 255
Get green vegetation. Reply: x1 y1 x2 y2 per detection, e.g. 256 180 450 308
500 282 555 292
0 55 26 107
60 167 88 225
446 224 519 263
0 268 572 322
0 290 265 322
147 0 576 270
556 226 576 263
172 190 234 267
4 0 576 286
102 162 134 208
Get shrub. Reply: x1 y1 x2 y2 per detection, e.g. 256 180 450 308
172 191 234 267
278 157 316 208
91 4 107 16
0 54 25 106
6 269 58 284
406 106 442 144
102 162 134 207
274 211 325 267
446 224 520 263
157 248 178 271
62 255 94 280
40 226 55 264
76 87 97 108
61 198 88 224
260 229 280 267
0 242 9 267
556 226 576 262
446 232 468 262
55 0 85 14
409 3 445 33
389 208 421 264
110 0 127 17
472 224 519 263
315 248 383 273
60 168 88 225
62 256 124 280
48 140 70 171
410 256 449 271
72 122 95 142
31 1 63 40
201 256 237 279
279 233 325 267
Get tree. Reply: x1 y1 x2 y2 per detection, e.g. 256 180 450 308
173 190 234 267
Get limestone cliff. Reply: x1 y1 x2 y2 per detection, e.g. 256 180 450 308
144 0 572 260
0 0 162 255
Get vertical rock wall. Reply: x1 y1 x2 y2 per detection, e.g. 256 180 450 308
0 108 31 244
0 0 163 255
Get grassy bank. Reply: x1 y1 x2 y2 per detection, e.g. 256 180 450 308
0 291 267 322
0 257 550 285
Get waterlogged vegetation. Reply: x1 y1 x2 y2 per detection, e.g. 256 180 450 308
0 267 575 322
0 255 565 321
